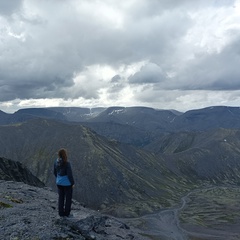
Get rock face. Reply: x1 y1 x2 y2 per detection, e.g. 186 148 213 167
0 181 147 240
0 157 44 187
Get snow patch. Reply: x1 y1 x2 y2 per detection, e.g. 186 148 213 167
108 109 125 115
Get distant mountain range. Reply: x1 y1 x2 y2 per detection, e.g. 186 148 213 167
1 106 239 127
1 105 240 217
1 106 240 144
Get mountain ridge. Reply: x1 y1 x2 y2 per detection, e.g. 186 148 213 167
1 117 240 217
0 118 194 216
2 105 240 140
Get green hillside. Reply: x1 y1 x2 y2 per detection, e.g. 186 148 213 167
0 119 194 217
1 118 240 218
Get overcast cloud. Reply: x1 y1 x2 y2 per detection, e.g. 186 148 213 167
0 0 240 112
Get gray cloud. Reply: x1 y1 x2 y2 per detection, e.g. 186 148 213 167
0 0 23 16
128 63 166 84
166 35 240 91
107 75 126 96
0 0 191 102
111 75 121 83
123 0 235 20
0 0 239 111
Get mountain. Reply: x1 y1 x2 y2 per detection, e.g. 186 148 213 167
173 106 240 131
0 110 11 125
0 108 67 125
0 105 178 131
145 128 240 183
86 106 178 132
0 157 44 187
86 106 240 148
0 107 177 147
2 105 240 147
0 107 107 125
2 106 240 132
0 119 194 217
1 105 240 238
82 121 153 147
85 105 240 145
1 106 240 214
1 118 240 217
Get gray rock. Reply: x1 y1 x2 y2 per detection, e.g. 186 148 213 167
0 181 147 240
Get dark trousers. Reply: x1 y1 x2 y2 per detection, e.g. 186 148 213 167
57 185 73 217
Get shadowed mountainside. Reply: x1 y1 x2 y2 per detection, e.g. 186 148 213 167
1 118 240 217
145 128 240 184
0 157 44 187
81 121 154 147
173 106 240 131
0 119 195 217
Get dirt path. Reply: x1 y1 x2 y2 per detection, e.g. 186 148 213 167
140 208 188 240
124 195 189 240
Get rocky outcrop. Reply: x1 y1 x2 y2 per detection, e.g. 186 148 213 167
0 157 44 187
0 180 147 240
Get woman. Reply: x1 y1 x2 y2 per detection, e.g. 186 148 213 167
53 148 75 217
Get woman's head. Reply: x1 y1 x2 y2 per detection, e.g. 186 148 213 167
58 148 68 163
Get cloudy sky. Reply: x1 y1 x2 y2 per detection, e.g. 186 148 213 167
0 0 240 113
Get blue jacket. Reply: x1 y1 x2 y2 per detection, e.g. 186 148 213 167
53 158 75 186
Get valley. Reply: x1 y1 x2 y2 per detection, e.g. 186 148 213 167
125 186 240 240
